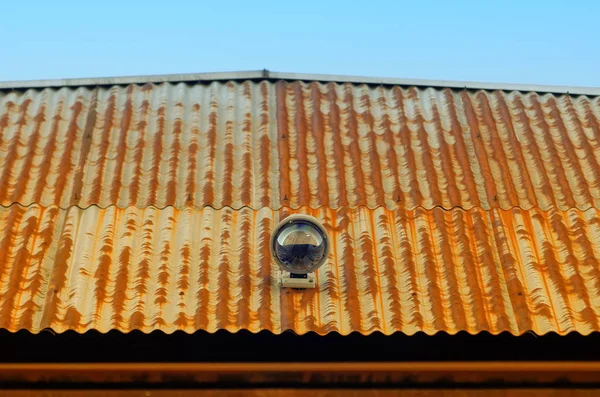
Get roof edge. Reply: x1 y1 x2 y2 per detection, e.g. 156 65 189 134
1 70 600 96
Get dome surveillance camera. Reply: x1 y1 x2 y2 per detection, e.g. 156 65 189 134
271 214 330 289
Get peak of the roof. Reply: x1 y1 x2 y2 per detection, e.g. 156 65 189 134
1 70 599 96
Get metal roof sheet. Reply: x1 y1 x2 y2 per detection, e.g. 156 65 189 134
1 75 600 336
1 81 600 211
1 203 600 335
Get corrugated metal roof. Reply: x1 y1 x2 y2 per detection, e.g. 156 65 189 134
1 75 600 335
1 203 600 335
1 81 600 211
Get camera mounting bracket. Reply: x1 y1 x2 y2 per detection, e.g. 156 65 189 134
279 271 316 289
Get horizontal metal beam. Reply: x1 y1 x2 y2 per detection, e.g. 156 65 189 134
0 362 599 384
0 70 599 96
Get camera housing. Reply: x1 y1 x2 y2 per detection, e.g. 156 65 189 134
270 214 330 289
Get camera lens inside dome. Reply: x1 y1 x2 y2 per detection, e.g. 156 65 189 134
274 221 326 274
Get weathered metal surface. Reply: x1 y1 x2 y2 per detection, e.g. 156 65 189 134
1 203 600 335
1 76 599 336
1 81 600 211
1 362 600 386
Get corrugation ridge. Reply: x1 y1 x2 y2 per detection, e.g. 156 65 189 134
530 211 577 333
427 89 462 208
432 209 470 332
15 206 62 331
318 210 343 334
466 210 512 333
339 84 367 208
390 208 423 333
308 83 331 208
37 201 74 330
517 93 569 209
374 210 402 331
492 91 540 210
476 91 526 207
289 82 311 207
0 98 33 205
414 204 448 332
354 208 381 333
325 82 349 208
546 95 596 209
391 86 423 208
358 85 385 208
69 87 98 208
443 89 483 209
458 91 498 208
10 94 46 205
0 205 31 328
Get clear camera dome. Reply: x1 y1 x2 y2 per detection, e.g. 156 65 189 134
271 217 329 274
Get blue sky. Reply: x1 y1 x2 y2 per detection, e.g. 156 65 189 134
1 1 599 86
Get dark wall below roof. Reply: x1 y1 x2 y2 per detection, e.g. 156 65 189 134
0 330 598 363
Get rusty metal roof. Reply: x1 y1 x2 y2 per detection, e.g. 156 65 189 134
2 203 600 335
1 81 600 211
1 74 600 335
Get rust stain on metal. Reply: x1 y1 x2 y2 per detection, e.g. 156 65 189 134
0 78 600 336
0 81 598 210
0 204 598 335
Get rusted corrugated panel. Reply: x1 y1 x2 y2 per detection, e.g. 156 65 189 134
1 203 599 335
276 82 600 211
1 81 600 210
0 81 280 210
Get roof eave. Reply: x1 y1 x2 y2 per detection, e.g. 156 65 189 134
1 70 599 96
